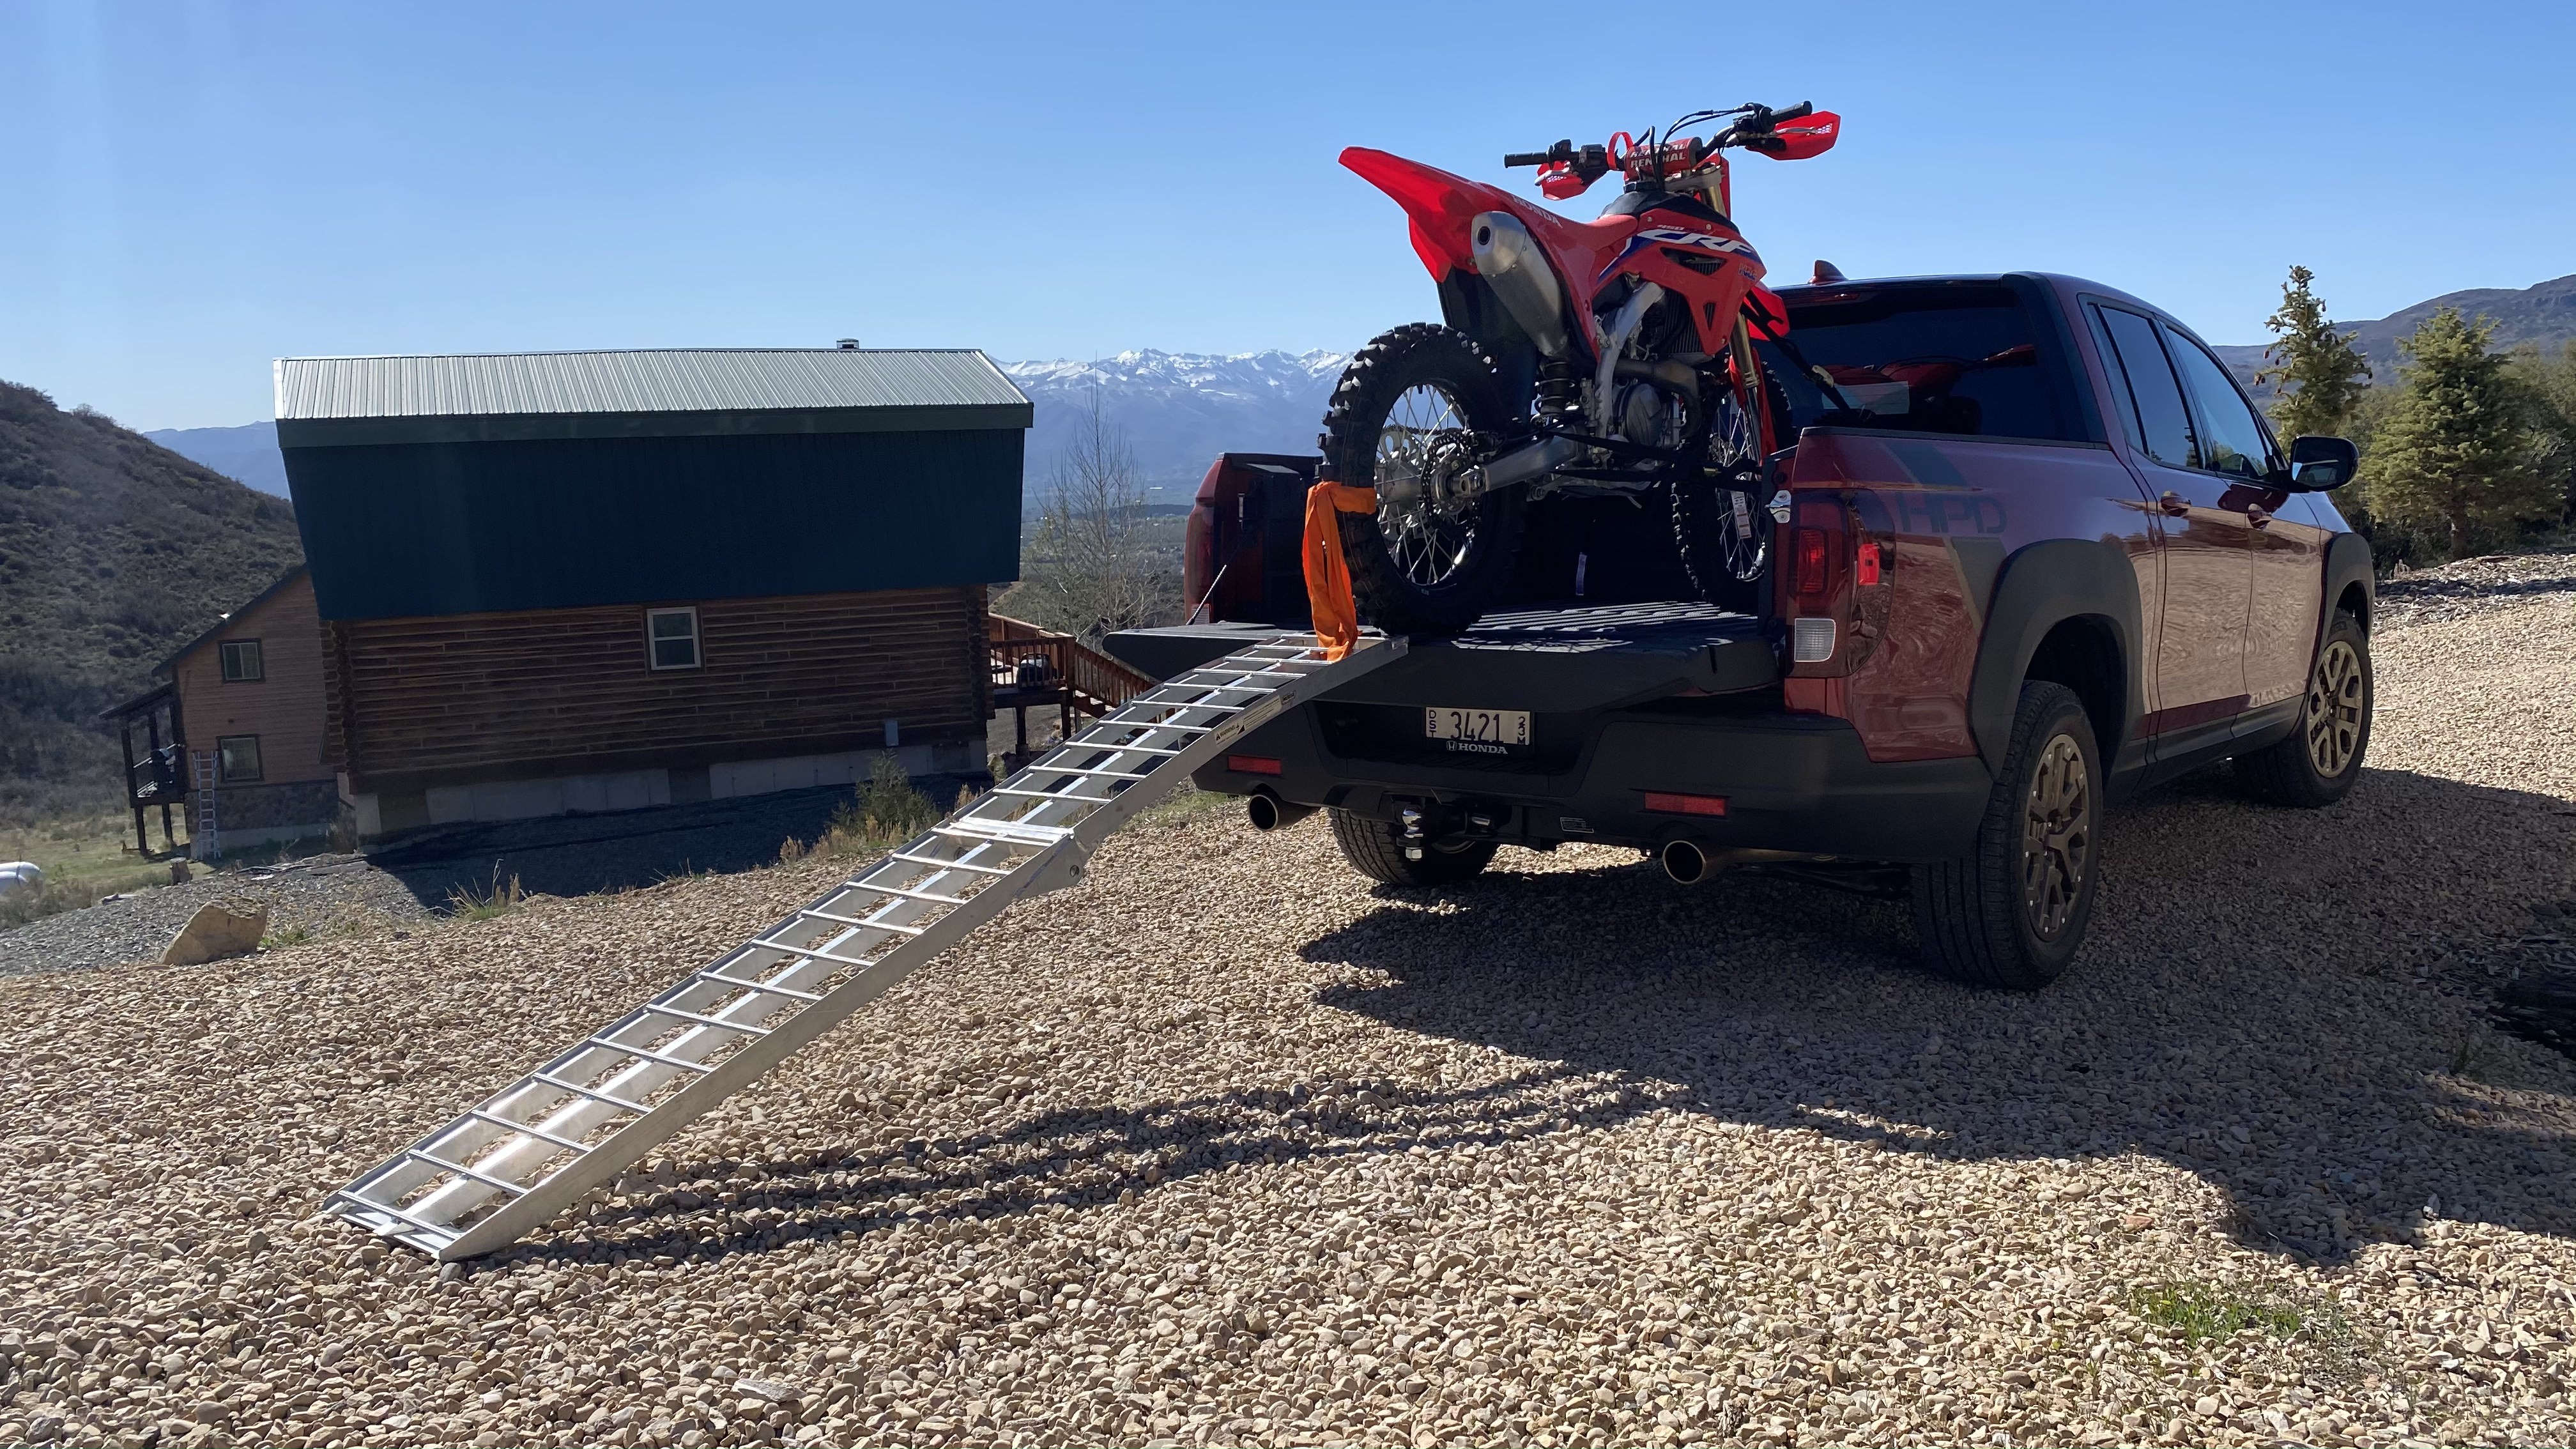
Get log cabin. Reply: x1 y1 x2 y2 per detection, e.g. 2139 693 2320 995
104 565 338 858
273 347 1031 843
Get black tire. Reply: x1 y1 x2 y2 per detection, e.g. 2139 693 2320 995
2232 610 2372 807
1328 808 1499 885
1319 324 1524 636
1671 367 1792 612
1910 681 2103 989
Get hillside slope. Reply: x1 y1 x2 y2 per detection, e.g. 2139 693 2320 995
2216 272 2576 389
0 382 305 824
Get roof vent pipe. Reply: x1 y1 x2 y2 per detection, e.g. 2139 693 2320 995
836 339 861 349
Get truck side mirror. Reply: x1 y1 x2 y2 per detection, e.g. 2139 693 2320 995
2288 435 2358 491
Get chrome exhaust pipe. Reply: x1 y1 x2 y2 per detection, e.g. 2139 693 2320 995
1660 838 1717 886
1246 794 1317 832
1471 212 1570 358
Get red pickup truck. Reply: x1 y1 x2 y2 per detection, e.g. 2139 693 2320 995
1109 273 2374 988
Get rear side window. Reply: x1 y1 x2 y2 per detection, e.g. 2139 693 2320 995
2163 326 2277 479
1770 283 2076 441
2092 305 2198 468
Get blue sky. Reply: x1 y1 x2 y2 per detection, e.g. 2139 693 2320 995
4 0 2571 429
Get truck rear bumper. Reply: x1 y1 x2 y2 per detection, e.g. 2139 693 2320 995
1195 704 1993 863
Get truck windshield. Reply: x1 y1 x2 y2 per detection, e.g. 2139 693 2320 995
1765 282 2076 443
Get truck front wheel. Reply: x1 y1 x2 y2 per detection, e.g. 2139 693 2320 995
1911 681 2103 989
2231 609 2372 807
1328 808 1498 885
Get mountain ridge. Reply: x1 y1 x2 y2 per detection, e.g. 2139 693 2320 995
139 273 2576 493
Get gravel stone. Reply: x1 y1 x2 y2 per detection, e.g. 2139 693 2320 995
0 854 429 977
3 555 2573 1446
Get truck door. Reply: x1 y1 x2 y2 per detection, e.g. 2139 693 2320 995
2087 303 2252 746
2161 329 2325 717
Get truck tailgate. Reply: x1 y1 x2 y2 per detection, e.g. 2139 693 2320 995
1107 601 1774 713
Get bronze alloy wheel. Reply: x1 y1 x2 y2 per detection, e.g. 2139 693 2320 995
2019 732 2093 943
2305 638 2366 778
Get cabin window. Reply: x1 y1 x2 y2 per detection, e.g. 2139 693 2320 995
219 640 264 682
647 607 702 670
217 735 263 783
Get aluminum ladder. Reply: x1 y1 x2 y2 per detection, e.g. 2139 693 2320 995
326 632 1402 1261
191 751 219 861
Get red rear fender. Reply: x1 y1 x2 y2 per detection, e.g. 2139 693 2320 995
1338 148 1517 279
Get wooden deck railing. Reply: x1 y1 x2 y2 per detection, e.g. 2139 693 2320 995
989 615 1156 714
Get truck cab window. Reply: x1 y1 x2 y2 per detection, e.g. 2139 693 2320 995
2163 327 2278 480
1767 282 2074 442
2093 305 2199 469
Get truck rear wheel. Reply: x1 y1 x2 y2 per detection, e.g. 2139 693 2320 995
1910 681 2101 989
2232 609 2372 807
1328 808 1498 885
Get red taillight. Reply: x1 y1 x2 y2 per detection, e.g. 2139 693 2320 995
1855 540 1882 586
1227 755 1283 776
1642 790 1728 816
1793 528 1830 599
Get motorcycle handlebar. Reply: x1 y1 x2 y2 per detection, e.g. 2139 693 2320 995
1503 151 1553 168
1768 100 1814 123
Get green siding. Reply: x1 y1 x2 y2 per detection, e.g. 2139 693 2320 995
284 427 1022 621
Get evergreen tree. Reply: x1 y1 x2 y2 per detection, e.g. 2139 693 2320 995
2255 265 2372 441
2363 309 2556 557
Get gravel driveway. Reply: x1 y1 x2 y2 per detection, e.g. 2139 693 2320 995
4 553 2573 1449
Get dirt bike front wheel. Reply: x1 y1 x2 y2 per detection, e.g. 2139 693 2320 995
1671 365 1791 613
1319 323 1525 637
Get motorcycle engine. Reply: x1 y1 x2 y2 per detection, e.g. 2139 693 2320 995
1614 381 1687 449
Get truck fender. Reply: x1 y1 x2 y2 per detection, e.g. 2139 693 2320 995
1965 539 2146 777
2317 531 2376 648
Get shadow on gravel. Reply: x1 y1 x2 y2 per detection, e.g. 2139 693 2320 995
482 767 2576 1273
365 778 980 911
1282 763 2576 1267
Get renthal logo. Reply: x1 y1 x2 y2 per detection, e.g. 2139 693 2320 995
1637 227 1758 258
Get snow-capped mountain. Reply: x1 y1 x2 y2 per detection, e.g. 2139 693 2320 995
144 348 1353 504
1004 349 1346 497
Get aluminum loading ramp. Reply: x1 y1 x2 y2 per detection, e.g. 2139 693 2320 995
326 632 1402 1261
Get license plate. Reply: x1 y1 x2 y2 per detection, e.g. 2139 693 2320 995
1424 707 1531 753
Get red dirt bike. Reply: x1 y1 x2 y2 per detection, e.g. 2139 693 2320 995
1322 102 1841 632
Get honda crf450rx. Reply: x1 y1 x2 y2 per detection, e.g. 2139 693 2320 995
1322 102 1840 632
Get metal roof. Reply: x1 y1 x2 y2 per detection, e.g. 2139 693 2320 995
272 349 1031 447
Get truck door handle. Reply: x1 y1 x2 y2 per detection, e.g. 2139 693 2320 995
2245 505 2272 528
2158 491 2191 518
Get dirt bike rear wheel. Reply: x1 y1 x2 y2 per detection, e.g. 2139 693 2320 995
1671 366 1791 612
1319 324 1524 637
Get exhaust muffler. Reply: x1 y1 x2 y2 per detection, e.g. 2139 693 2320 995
1246 794 1317 832
1660 838 1719 886
1470 211 1570 358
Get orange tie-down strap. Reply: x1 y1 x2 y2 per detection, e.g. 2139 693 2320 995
1302 482 1379 661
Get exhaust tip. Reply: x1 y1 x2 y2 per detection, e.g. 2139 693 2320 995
1248 793 1319 833
1660 838 1712 886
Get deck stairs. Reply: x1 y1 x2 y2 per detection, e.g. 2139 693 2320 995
325 632 1400 1261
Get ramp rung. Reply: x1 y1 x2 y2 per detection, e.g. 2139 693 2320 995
410 1150 533 1197
327 631 1404 1261
699 971 824 1001
888 851 1013 876
463 1108 594 1154
530 1071 657 1115
990 786 1116 805
826 882 973 907
636 1003 774 1036
580 1039 721 1074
